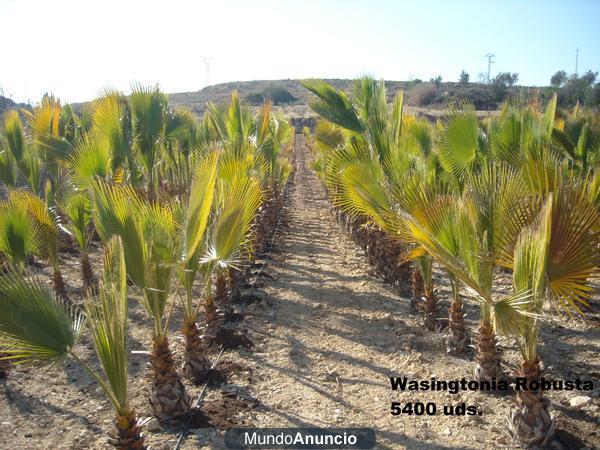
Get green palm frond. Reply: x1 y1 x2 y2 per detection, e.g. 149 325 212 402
60 192 93 252
314 120 345 154
0 201 42 267
204 176 263 269
182 152 218 261
545 189 600 313
139 201 179 328
92 90 132 171
492 289 537 339
85 236 129 409
91 181 146 287
335 160 394 232
437 106 482 180
390 91 404 147
4 110 25 162
0 150 17 187
68 134 112 189
302 79 364 132
130 84 168 189
8 190 61 268
24 95 62 140
0 270 82 363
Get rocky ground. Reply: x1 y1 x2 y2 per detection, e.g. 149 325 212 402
0 135 598 449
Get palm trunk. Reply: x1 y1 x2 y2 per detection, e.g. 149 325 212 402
446 281 469 355
202 298 221 342
182 316 210 383
228 267 242 303
215 272 232 318
422 285 441 331
509 358 555 448
81 252 94 292
410 267 424 313
112 407 146 450
149 335 190 421
53 269 69 303
474 321 502 381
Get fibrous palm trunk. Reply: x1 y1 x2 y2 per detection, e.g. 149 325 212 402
410 267 424 313
474 322 502 381
203 299 221 342
215 273 232 318
81 252 95 292
509 358 555 448
53 269 69 302
422 285 442 331
149 335 190 421
182 316 210 383
446 295 469 354
111 408 146 450
228 267 242 304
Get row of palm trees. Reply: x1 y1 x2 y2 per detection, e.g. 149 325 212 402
0 87 293 449
303 77 599 449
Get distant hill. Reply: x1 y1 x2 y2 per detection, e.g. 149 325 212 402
0 96 29 117
21 79 542 124
168 79 414 116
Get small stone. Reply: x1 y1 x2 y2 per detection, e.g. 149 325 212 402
569 396 592 407
442 428 451 436
146 418 161 432
482 405 495 415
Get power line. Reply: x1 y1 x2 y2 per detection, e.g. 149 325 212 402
485 53 495 83
203 57 212 87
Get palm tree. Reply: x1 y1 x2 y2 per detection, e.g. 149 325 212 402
8 189 69 300
0 200 41 270
0 238 146 449
178 152 218 382
129 85 168 200
58 191 95 290
501 181 599 447
201 169 263 340
0 110 41 193
92 181 190 421
86 237 146 449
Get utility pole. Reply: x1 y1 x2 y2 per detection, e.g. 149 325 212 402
203 57 212 87
575 47 579 77
485 53 495 83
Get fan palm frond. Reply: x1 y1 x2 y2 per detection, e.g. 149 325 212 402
0 270 82 363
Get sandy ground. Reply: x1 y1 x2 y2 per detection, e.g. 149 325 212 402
0 135 598 450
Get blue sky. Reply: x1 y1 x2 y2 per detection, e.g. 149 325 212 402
0 0 598 103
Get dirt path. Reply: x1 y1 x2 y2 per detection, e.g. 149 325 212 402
210 135 513 450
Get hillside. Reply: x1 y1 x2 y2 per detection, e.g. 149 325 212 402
167 78 510 116
6 79 536 126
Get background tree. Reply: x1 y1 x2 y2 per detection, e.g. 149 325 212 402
550 70 567 87
459 70 470 84
491 72 519 101
581 70 598 86
430 75 443 88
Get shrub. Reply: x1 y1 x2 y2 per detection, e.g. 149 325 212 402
410 82 437 106
550 70 567 88
245 87 297 105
